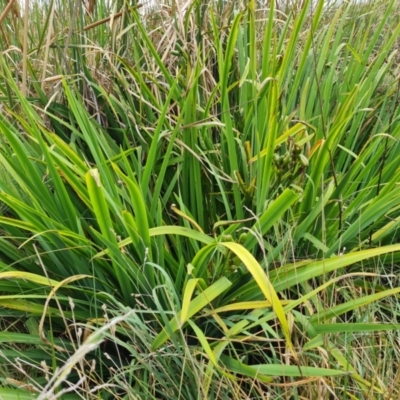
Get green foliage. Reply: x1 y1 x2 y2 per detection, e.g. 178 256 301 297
0 0 399 398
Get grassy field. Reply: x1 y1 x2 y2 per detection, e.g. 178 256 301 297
0 0 399 398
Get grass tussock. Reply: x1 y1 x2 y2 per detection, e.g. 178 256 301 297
0 0 399 398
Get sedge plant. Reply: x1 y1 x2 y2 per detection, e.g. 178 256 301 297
0 0 399 398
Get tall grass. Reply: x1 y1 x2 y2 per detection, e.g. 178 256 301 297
0 0 399 398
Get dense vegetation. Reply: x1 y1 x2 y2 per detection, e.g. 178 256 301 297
0 0 399 398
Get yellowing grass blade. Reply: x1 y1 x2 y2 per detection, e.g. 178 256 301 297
151 277 231 351
219 242 296 359
181 279 199 325
0 217 36 232
0 299 61 316
0 271 60 287
171 204 204 233
39 274 92 351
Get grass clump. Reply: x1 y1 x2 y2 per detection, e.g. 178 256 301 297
0 0 399 398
